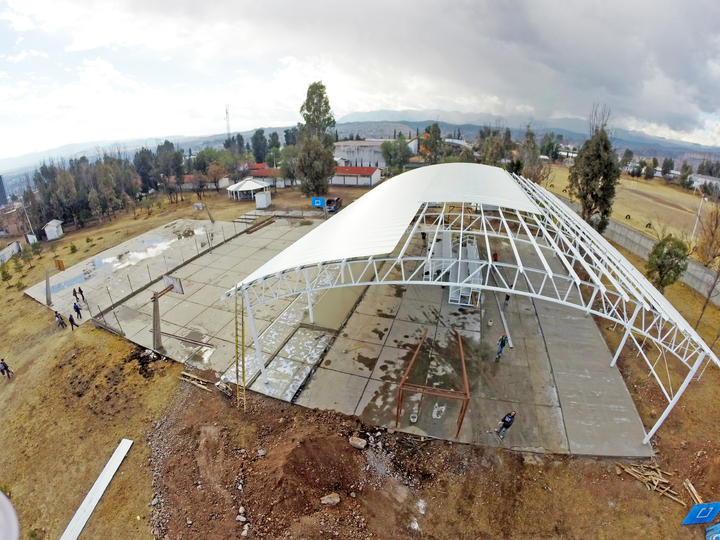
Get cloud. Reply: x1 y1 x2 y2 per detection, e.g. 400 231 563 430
2 0 720 154
6 50 49 63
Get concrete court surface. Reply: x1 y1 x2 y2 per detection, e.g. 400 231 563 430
296 238 653 458
28 214 652 457
25 219 244 323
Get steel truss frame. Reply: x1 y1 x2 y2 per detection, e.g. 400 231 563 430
229 174 718 446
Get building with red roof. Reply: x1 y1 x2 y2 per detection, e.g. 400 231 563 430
331 166 381 186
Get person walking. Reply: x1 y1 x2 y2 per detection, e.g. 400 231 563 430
496 332 509 360
55 311 67 328
72 288 79 302
494 411 516 439
0 359 13 380
68 314 78 331
77 287 85 302
73 302 82 319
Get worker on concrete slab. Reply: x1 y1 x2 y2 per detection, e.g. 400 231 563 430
77 287 85 302
73 302 82 319
0 359 13 380
496 332 508 360
72 288 79 302
495 411 516 439
69 314 78 331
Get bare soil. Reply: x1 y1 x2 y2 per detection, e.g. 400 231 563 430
1 184 719 539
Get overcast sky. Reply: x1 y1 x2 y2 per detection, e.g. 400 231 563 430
1 0 720 159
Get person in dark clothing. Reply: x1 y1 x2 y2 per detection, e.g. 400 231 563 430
55 311 67 328
68 314 78 330
496 332 509 360
0 359 13 379
495 411 516 439
72 288 79 302
73 302 82 319
77 287 85 302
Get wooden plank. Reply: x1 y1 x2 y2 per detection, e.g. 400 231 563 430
180 371 212 384
179 376 212 392
59 439 133 540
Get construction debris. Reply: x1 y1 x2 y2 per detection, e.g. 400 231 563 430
349 436 367 450
683 479 704 505
616 461 685 506
178 371 212 392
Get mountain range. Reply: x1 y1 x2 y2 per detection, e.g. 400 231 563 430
3 110 720 193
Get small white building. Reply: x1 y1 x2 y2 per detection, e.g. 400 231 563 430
43 219 64 241
331 166 381 186
227 179 270 201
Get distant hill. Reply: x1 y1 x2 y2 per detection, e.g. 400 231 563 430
4 109 720 193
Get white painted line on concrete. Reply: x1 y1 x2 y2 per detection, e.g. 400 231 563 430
59 438 133 540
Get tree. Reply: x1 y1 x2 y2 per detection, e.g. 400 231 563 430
268 132 281 150
661 158 674 178
11 253 24 277
380 133 413 172
251 129 268 163
620 149 634 168
299 81 335 146
297 136 335 196
679 161 694 188
191 171 207 199
644 162 655 180
567 109 620 233
31 242 42 258
0 261 12 287
21 243 33 268
284 128 298 147
206 162 226 192
421 123 443 164
280 145 299 184
519 125 552 185
646 235 689 294
88 188 102 221
133 147 156 191
265 147 282 168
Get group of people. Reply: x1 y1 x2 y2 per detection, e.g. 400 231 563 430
54 287 86 331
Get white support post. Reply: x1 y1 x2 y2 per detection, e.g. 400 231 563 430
642 352 705 445
244 288 269 385
306 291 314 324
611 304 642 367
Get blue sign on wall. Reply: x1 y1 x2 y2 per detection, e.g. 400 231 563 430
683 502 720 525
311 197 325 208
707 522 720 540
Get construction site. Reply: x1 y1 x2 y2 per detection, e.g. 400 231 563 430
2 163 720 539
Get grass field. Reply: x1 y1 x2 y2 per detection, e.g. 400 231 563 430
547 164 707 242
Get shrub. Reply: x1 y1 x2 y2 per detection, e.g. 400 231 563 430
86 237 93 244
69 243 77 253
14 280 24 290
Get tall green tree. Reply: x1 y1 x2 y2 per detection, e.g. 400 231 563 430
679 161 694 188
421 123 443 164
661 158 675 177
380 133 413 172
299 81 335 147
280 145 299 184
646 235 689 294
296 82 337 194
0 261 11 287
251 129 268 163
268 132 281 149
284 128 299 146
296 136 335 196
567 107 620 233
620 149 634 168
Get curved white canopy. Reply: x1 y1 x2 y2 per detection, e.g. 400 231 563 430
237 163 538 288
222 163 718 445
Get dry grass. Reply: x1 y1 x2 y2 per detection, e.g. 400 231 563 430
547 164 705 241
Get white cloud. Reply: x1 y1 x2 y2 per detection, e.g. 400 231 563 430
0 9 36 31
6 50 49 63
161 56 172 62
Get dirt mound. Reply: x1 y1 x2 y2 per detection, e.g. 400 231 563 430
250 434 363 517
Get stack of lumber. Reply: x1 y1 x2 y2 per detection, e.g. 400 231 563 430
615 461 685 506
179 371 212 392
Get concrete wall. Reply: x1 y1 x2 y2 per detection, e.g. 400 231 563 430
333 142 386 169
559 195 720 305
0 241 20 264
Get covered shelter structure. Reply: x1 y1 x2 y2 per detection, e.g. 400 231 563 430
223 163 718 447
227 179 270 201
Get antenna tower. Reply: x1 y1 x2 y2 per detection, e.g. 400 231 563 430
225 103 231 141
